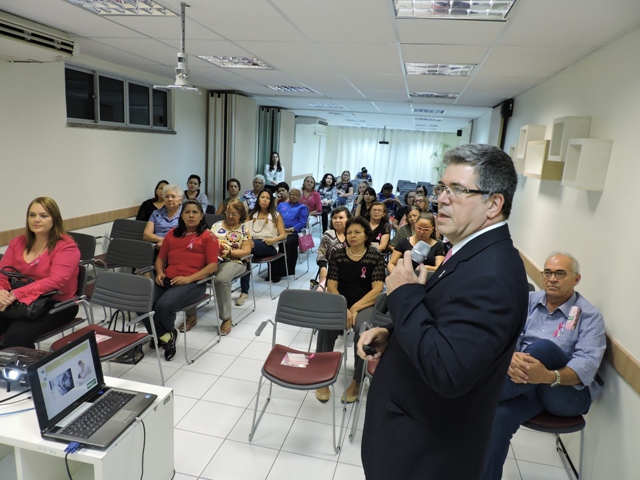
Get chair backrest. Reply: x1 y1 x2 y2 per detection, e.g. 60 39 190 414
275 289 347 331
90 271 154 312
105 238 155 269
68 231 97 264
396 180 416 192
76 264 88 297
110 218 147 240
205 213 225 228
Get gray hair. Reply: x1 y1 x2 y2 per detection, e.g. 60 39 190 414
442 144 517 219
253 174 266 183
162 184 183 199
547 251 580 275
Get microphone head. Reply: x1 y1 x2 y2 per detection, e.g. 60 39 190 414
410 240 431 264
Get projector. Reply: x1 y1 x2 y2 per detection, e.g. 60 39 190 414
0 347 49 392
378 140 389 145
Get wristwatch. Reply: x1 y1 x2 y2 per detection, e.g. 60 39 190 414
550 369 561 388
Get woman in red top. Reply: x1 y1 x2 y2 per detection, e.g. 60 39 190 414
0 197 80 349
148 199 219 361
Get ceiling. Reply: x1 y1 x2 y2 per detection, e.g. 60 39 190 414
2 0 640 132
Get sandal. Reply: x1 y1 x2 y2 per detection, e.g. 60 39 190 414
220 319 232 336
179 314 198 332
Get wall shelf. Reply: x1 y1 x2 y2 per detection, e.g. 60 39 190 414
515 124 546 161
508 144 524 174
561 138 613 191
548 116 591 162
523 140 564 180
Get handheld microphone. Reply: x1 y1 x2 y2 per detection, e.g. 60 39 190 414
410 240 431 265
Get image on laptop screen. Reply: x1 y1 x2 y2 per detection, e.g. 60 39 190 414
36 337 98 421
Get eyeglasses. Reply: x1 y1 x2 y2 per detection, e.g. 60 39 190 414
433 184 490 200
415 225 433 233
542 270 571 280
225 212 240 218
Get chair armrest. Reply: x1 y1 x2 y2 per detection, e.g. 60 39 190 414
197 274 216 285
255 320 273 337
135 266 155 275
48 294 83 314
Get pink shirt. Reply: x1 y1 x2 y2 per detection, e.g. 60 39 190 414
0 235 80 304
300 190 322 214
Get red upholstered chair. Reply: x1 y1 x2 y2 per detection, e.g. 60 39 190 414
51 272 165 386
252 239 289 300
249 289 349 453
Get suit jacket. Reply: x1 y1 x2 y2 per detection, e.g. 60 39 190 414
362 224 528 480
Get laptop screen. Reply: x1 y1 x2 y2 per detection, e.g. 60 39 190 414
28 331 104 431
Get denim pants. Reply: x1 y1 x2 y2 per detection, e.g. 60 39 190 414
142 282 206 338
481 340 592 480
240 240 277 294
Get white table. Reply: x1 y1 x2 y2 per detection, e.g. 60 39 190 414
0 377 173 480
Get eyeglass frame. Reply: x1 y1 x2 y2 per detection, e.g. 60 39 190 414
541 269 573 280
432 183 491 201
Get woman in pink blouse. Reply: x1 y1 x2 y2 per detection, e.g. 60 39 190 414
300 176 322 217
0 197 80 348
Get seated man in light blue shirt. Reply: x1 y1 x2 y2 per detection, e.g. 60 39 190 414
481 251 606 480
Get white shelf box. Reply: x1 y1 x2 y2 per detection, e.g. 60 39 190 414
515 124 546 161
508 144 524 175
523 140 564 180
561 139 613 191
548 116 591 162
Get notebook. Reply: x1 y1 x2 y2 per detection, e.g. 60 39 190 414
26 330 157 449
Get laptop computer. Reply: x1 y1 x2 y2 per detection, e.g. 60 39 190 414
26 330 157 449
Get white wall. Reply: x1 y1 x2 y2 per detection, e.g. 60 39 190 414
506 26 640 479
0 55 208 232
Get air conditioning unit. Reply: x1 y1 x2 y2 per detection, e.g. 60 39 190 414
0 11 76 63
295 116 329 127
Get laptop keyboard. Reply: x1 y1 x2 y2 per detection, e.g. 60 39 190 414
61 390 136 439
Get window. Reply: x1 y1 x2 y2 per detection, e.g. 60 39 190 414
64 66 171 130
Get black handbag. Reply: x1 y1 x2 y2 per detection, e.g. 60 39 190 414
107 309 145 365
0 267 58 320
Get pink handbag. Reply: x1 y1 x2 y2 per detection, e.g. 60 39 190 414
298 232 315 252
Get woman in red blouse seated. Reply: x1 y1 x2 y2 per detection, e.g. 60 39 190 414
0 197 80 349
146 199 219 361
299 176 322 218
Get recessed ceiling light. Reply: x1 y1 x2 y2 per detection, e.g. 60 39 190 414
406 63 474 76
267 85 315 93
413 108 446 114
344 118 366 123
197 56 273 69
309 103 344 109
328 112 357 116
410 92 459 99
394 0 516 20
415 123 439 128
64 0 176 16
414 117 442 122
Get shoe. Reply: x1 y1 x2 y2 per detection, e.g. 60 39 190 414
163 330 178 361
235 293 249 306
179 314 198 332
220 319 232 336
149 338 156 350
316 387 331 403
341 380 360 404
271 276 281 284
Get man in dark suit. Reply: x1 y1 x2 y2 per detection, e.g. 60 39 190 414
358 144 529 479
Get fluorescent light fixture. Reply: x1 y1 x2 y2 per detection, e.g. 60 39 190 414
328 112 357 116
414 117 442 122
415 123 439 128
406 63 474 76
344 118 366 123
197 56 273 69
394 0 516 20
413 107 446 114
309 103 344 109
267 85 315 93
410 92 459 99
64 0 176 16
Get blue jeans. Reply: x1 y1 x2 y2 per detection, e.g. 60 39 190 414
240 240 277 293
481 340 592 480
142 282 206 338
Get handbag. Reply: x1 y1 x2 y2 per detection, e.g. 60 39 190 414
0 267 58 320
107 309 145 365
298 230 315 252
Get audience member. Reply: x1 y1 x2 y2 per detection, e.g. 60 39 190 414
145 200 218 359
387 212 444 273
216 178 245 215
413 193 429 213
392 190 416 231
481 252 606 480
243 174 266 211
210 199 252 336
351 180 370 216
183 174 209 210
237 190 287 305
377 182 402 216
299 176 322 217
355 167 372 184
368 201 390 253
317 173 338 232
0 197 80 349
270 184 308 282
316 206 351 283
315 216 385 403
264 152 285 188
389 205 421 250
144 184 183 246
354 187 377 219
335 170 354 206
136 179 169 222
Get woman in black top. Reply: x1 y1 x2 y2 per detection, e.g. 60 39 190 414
315 217 385 404
388 211 445 272
136 179 169 222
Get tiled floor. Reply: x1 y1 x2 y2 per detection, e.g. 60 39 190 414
44 248 575 480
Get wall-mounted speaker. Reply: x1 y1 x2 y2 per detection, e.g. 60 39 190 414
456 129 462 137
